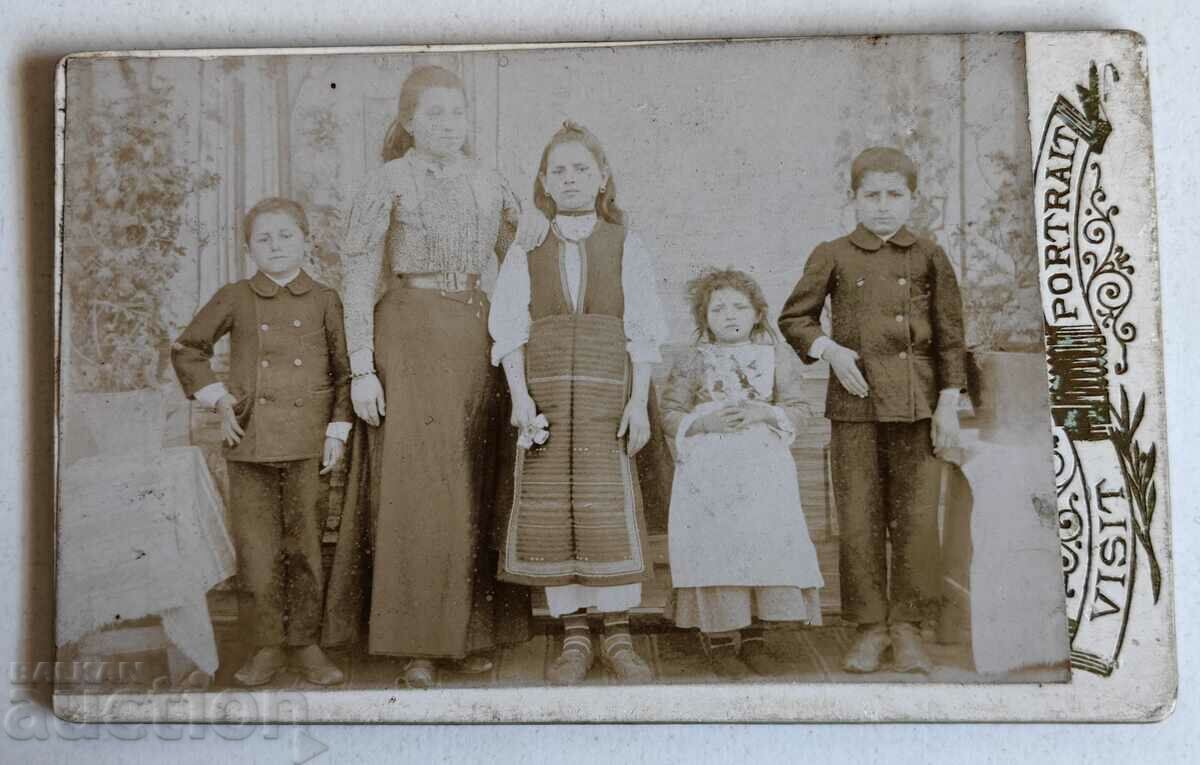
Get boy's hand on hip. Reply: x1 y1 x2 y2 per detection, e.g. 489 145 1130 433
932 397 961 451
825 344 869 398
320 436 345 475
351 373 385 427
217 394 244 446
618 400 650 456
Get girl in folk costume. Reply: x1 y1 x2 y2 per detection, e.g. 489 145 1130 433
327 65 534 689
661 269 824 678
489 122 670 685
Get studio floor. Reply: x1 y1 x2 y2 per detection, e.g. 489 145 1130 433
199 622 1062 691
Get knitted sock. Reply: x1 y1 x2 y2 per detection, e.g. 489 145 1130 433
561 614 593 660
601 613 636 659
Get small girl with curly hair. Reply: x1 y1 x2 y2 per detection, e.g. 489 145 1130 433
661 268 824 678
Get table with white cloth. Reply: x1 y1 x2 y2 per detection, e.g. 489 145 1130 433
940 429 1072 676
57 445 236 682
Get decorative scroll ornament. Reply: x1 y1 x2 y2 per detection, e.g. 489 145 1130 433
1037 62 1161 676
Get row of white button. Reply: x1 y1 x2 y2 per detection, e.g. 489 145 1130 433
259 320 304 331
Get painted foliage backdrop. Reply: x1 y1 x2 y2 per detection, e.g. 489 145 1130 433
60 36 1039 445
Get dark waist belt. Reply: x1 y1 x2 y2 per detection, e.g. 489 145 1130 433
395 271 479 291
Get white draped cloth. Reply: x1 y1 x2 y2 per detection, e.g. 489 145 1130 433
57 446 236 675
944 431 1071 675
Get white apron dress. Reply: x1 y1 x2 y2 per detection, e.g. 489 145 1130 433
662 341 823 632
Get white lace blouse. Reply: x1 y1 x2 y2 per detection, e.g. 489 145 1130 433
340 151 520 371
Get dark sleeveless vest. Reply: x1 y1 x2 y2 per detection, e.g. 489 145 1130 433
527 220 626 319
498 219 653 588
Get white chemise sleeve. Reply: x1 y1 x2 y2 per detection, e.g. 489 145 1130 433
488 242 532 366
621 230 668 364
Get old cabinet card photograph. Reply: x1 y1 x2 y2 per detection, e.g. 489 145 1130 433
50 31 1176 722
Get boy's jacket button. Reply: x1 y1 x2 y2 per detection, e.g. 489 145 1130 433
260 323 269 331
293 358 303 367
261 360 270 367
293 319 302 327
294 399 305 407
258 397 268 405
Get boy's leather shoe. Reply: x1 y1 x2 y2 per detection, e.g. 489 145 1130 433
292 644 345 686
234 646 286 687
842 625 891 673
889 622 934 674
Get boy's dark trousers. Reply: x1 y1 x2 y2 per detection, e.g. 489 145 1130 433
830 418 942 626
227 458 326 647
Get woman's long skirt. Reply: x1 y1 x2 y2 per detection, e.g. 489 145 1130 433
366 282 526 658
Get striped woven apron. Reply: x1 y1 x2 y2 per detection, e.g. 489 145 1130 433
499 223 650 587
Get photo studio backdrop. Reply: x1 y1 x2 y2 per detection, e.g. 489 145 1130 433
60 35 1044 617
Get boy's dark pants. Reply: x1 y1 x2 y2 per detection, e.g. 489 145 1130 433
830 419 942 626
227 458 326 648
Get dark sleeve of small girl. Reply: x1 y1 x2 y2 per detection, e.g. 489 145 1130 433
659 349 700 440
777 243 835 359
170 284 236 398
772 342 814 432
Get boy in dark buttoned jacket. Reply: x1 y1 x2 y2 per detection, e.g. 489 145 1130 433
779 148 966 675
172 197 352 687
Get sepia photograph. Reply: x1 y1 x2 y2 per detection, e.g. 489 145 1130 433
54 34 1076 710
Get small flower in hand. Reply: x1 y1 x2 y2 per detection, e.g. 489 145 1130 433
517 413 550 450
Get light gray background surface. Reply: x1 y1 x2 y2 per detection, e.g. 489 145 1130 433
2 1 1196 762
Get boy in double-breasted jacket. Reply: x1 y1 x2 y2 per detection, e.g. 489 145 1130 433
779 147 966 676
172 197 352 687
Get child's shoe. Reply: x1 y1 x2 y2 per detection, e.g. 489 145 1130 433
601 645 654 684
234 646 286 687
842 624 890 673
291 647 345 690
739 634 790 677
600 614 654 684
546 645 594 685
701 632 751 680
548 616 595 685
398 658 436 689
889 622 933 674
451 655 495 675
292 644 345 686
